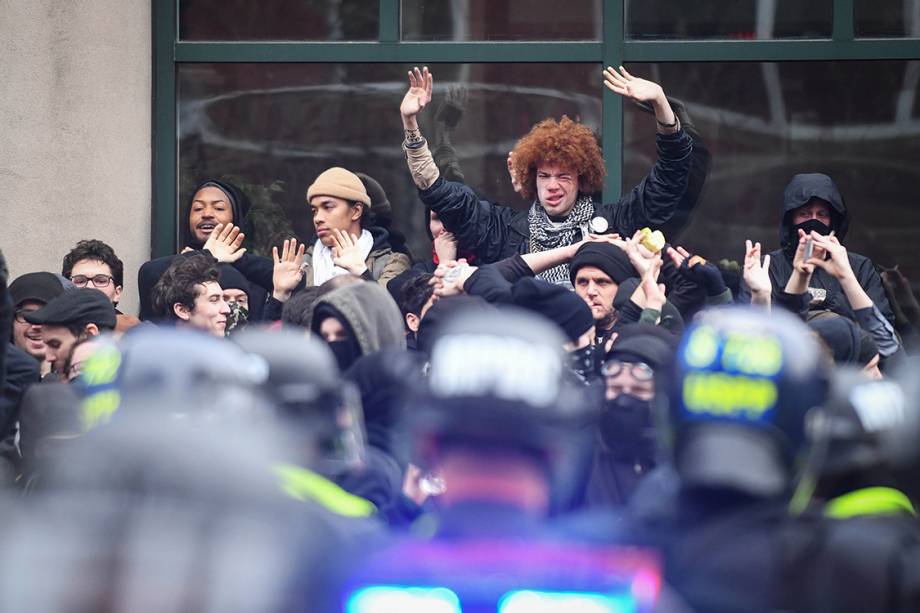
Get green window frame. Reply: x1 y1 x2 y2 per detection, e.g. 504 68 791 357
152 0 920 257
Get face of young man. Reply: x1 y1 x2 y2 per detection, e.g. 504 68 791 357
41 325 81 373
574 265 618 329
176 281 230 338
189 186 234 245
536 164 579 219
70 259 122 304
12 300 47 360
310 196 362 248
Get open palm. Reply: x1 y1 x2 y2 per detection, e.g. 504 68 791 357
603 65 664 104
400 66 433 118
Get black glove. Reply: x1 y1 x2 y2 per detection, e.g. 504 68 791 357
677 256 726 297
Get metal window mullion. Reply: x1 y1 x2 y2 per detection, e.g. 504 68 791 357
379 0 399 42
833 0 856 41
152 0 178 258
623 38 920 62
173 41 604 63
602 0 624 199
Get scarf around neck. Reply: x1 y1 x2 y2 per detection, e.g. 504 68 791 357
528 194 594 286
312 229 374 285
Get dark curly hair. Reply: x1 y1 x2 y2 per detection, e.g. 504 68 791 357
61 239 124 288
151 254 220 321
510 116 606 202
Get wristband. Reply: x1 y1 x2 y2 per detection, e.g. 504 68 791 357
656 116 679 129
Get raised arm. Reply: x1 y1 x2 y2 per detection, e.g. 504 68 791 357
601 67 693 235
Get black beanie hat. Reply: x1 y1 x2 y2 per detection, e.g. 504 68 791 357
606 323 677 370
569 242 637 286
510 277 594 343
218 264 251 297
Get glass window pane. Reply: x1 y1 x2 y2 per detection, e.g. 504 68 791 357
402 0 601 41
626 0 832 39
179 0 378 41
177 63 600 259
856 0 920 37
624 61 920 295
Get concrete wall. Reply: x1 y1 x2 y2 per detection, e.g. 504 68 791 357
0 0 151 315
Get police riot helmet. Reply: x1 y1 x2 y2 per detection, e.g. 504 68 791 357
233 326 366 474
665 307 829 498
409 305 603 506
77 326 270 430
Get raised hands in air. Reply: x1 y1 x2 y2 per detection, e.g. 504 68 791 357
603 65 677 128
400 66 434 130
272 238 305 302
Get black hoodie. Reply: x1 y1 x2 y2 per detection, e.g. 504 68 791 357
739 173 894 326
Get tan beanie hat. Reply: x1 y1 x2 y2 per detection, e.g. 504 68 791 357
306 167 371 207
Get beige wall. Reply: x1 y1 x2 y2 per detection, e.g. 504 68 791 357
0 0 151 315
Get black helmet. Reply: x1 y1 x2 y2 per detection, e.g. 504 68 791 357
77 326 270 430
794 367 914 512
233 327 366 475
408 306 603 506
814 367 907 478
665 307 829 498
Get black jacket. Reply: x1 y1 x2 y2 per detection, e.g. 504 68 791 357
738 174 895 326
419 130 694 264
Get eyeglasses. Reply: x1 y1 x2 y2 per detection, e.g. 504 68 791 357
70 274 114 288
602 360 654 382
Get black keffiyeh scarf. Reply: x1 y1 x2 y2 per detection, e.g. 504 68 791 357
528 194 594 286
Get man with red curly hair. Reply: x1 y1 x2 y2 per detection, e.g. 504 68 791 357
401 66 693 286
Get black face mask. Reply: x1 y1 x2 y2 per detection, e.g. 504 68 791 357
784 219 831 256
327 340 361 372
600 393 656 462
569 344 603 383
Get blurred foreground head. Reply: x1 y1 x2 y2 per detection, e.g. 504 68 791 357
409 306 602 514
666 307 830 499
233 326 367 477
0 403 343 613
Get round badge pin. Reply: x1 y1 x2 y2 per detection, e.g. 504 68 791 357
589 216 609 234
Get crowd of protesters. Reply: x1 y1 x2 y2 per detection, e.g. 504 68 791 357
2 65 920 612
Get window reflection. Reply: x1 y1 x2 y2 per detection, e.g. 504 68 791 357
626 0 832 40
623 61 920 293
179 0 378 41
402 0 601 41
178 63 600 259
856 0 920 37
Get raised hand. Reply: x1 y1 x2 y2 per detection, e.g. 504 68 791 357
791 228 827 276
640 254 667 311
603 66 665 104
743 239 772 303
272 238 305 301
625 229 656 277
400 66 434 129
668 245 726 297
433 230 458 263
507 151 524 194
203 223 246 263
331 229 368 276
603 66 676 128
430 258 474 297
806 233 853 281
